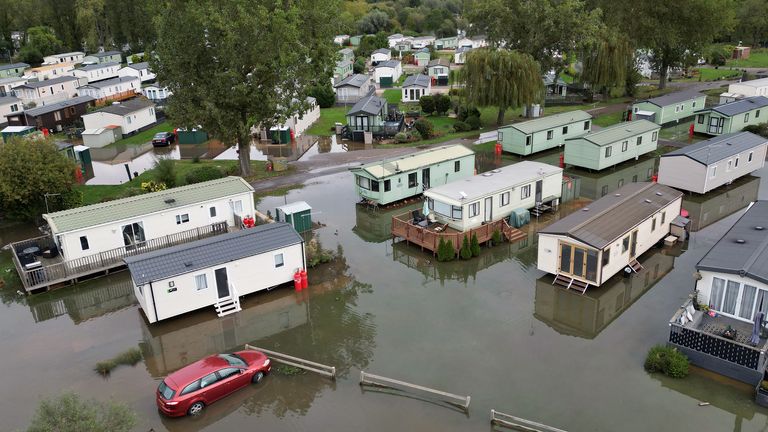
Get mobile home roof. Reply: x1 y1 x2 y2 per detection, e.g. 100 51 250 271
698 96 768 116
351 145 474 179
574 119 659 147
638 90 704 108
425 161 562 205
124 223 303 285
502 110 592 135
43 176 254 233
538 182 682 249
661 131 767 165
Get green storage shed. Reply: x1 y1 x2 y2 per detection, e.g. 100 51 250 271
178 129 209 144
276 201 312 233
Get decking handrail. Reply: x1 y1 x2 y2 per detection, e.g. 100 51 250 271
669 298 767 353
391 211 514 255
12 221 229 291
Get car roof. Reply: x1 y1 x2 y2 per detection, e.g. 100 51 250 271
165 354 230 388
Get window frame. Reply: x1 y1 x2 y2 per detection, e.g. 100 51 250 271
546 130 553 140
454 160 460 172
274 253 284 268
195 274 208 291
500 191 510 206
80 236 89 251
468 202 480 218
408 172 417 188
521 184 531 199
562 126 568 135
605 146 612 158
175 213 190 224
621 141 628 152
200 372 218 389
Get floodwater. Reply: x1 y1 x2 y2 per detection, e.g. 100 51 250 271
85 135 366 185
2 155 768 431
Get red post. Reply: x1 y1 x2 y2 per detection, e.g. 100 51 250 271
300 269 308 289
494 142 502 155
559 153 564 168
293 271 302 291
688 124 694 138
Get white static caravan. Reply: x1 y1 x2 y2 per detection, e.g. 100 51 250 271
537 182 682 292
425 161 563 232
42 176 255 262
126 223 305 323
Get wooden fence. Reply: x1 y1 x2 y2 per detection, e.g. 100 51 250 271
360 370 471 411
244 344 336 379
13 222 228 292
491 409 568 432
391 213 524 255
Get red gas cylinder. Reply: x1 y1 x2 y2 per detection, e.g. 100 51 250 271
652 174 658 183
293 271 302 291
559 153 564 168
494 142 502 155
300 269 308 289
689 124 695 137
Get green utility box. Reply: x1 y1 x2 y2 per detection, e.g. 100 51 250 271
276 201 312 233
177 129 208 144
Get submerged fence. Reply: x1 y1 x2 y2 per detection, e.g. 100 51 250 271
491 409 568 432
244 345 336 379
360 370 471 412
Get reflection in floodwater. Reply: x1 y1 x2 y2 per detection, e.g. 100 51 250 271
682 175 760 232
26 274 137 324
572 156 657 200
146 250 375 430
534 247 676 339
353 202 420 243
652 368 762 432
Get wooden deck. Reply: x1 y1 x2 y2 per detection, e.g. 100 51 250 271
391 213 527 256
11 222 229 293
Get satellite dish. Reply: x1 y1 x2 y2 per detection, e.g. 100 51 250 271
459 191 467 199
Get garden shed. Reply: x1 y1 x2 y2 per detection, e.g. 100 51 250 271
275 201 312 233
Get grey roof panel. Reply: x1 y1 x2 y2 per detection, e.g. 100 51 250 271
91 51 121 57
18 76 78 88
126 62 149 70
661 132 768 165
92 98 154 115
347 93 385 116
0 95 20 105
427 59 449 68
124 223 303 285
334 74 370 88
76 62 120 71
372 48 390 55
403 74 430 88
703 96 768 116
697 201 768 285
539 182 682 249
640 90 705 108
79 76 138 89
0 63 29 71
376 60 400 69
23 96 95 117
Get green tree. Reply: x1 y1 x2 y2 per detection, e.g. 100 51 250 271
27 392 136 432
419 94 435 114
580 29 633 99
309 84 336 108
25 26 63 56
16 45 43 64
461 48 543 125
460 235 472 259
413 118 434 139
358 10 391 34
355 33 388 59
153 158 176 187
153 0 339 176
470 232 481 257
0 137 79 221
353 57 366 73
433 93 451 115
735 0 768 46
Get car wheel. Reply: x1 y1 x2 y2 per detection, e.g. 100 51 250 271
187 401 205 416
252 371 265 384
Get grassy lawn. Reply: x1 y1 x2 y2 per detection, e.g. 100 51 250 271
114 121 174 146
727 48 768 68
382 88 402 104
76 160 290 205
592 111 624 127
305 107 347 136
695 67 742 81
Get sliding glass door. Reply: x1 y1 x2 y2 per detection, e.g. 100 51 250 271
559 242 598 283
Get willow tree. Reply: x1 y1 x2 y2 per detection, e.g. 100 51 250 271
580 30 633 99
152 0 339 176
460 48 543 126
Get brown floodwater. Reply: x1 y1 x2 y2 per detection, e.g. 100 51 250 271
1 156 768 431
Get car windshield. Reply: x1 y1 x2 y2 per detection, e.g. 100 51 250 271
158 380 175 400
218 353 247 367
153 133 167 139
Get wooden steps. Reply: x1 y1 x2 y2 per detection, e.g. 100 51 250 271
553 273 590 295
502 221 527 243
529 204 551 217
214 283 242 317
629 258 643 273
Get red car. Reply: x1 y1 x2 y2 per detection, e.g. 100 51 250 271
156 351 271 417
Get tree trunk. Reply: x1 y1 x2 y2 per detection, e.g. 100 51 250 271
237 132 251 177
496 106 506 126
658 59 668 90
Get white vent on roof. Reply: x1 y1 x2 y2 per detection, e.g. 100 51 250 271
756 226 765 231
655 192 663 196
614 193 621 197
459 191 467 199
482 172 493 177
492 169 501 173
582 207 590 212
644 199 652 203
735 239 746 244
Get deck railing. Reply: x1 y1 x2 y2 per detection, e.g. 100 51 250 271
668 298 768 372
391 213 516 255
12 221 229 292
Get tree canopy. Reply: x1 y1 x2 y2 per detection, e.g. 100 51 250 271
153 0 339 176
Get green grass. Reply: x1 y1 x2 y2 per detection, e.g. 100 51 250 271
77 159 290 205
695 68 742 82
305 107 347 136
382 89 402 104
112 121 174 146
94 348 143 376
254 184 304 204
727 48 768 68
592 111 624 127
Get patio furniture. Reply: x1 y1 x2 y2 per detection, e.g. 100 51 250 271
23 246 41 256
42 245 59 259
411 210 424 224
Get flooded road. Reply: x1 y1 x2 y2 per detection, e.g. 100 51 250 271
2 155 768 431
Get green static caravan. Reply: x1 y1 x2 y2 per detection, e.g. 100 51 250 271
434 36 459 50
631 90 707 125
564 119 660 171
338 48 355 63
693 96 768 136
497 110 592 156
349 144 476 206
276 201 312 233
0 62 29 79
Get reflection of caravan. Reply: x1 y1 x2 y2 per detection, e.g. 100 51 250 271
682 174 760 231
27 275 136 324
575 156 656 200
140 288 309 377
534 248 675 338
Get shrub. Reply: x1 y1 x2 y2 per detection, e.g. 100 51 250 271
466 115 481 130
449 88 464 97
492 229 502 245
153 158 177 187
140 181 166 192
185 165 225 184
353 58 366 74
743 122 768 139
413 118 435 139
27 392 136 432
437 238 452 261
458 106 481 122
644 345 690 378
94 348 143 376
470 233 481 257
409 129 422 141
453 121 471 132
434 93 451 115
394 132 409 143
308 84 336 108
460 235 472 260
419 95 435 115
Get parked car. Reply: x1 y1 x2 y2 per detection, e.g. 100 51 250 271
152 131 175 146
156 351 271 417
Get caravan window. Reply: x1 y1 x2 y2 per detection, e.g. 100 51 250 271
583 121 590 130
500 192 510 206
357 176 371 190
176 213 190 224
468 202 480 217
454 161 460 172
408 173 417 188
521 184 531 199
371 180 380 192
451 205 462 219
209 206 217 217
384 180 391 191
80 236 89 251
274 253 284 268
546 130 553 140
195 274 208 291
